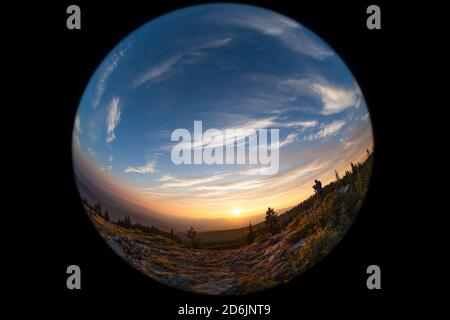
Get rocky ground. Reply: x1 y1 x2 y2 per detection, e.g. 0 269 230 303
83 153 370 295
88 201 337 295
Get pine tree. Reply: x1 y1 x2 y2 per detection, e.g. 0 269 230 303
187 227 198 248
265 207 280 234
123 216 132 228
246 222 255 244
335 169 341 182
104 210 110 221
93 203 102 215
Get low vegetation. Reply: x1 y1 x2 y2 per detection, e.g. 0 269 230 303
83 150 373 294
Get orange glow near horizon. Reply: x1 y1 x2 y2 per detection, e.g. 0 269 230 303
74 136 373 227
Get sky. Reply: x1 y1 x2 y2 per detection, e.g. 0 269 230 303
73 3 373 228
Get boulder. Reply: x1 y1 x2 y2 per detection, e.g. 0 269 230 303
168 274 192 287
129 243 149 255
106 238 126 257
290 239 306 251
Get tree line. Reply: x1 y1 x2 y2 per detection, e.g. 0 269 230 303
81 148 373 250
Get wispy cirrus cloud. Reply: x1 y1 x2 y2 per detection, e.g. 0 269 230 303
228 13 296 36
133 37 233 88
125 161 156 174
87 147 97 158
249 74 361 116
106 97 121 144
307 120 346 140
73 115 82 149
159 172 227 188
133 55 182 88
279 132 297 148
92 44 130 109
361 113 370 121
158 174 174 182
216 11 332 60
75 115 82 133
147 159 327 200
168 115 316 152
311 83 361 115
192 178 265 192
284 120 317 128
134 121 373 209
73 134 81 148
279 77 362 115
200 37 233 49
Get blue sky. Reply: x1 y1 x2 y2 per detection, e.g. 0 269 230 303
73 3 373 222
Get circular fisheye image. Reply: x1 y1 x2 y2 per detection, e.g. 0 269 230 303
73 3 373 294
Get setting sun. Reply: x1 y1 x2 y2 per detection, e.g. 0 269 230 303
232 208 241 217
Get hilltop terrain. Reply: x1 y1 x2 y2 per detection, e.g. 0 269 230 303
83 151 372 294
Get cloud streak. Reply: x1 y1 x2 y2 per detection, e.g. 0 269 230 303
92 44 130 109
125 161 156 174
133 55 182 88
159 173 227 188
167 116 318 153
200 37 233 49
75 115 82 133
307 120 346 140
106 97 121 144
312 83 361 115
218 11 332 59
133 37 233 88
279 132 297 148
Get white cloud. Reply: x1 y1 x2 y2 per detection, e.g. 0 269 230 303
166 115 318 153
312 83 361 115
190 160 326 195
279 31 333 60
106 97 121 144
192 178 264 192
279 132 297 148
307 120 346 140
87 147 97 158
75 115 82 133
133 37 233 88
73 134 81 148
242 117 277 129
361 113 370 121
285 120 318 128
133 55 182 88
279 77 362 115
173 117 278 152
92 44 130 109
200 37 233 48
342 139 356 149
220 12 332 59
235 15 291 36
100 165 112 172
159 173 226 188
125 161 156 174
158 174 174 182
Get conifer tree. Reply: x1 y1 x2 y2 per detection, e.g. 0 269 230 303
265 207 280 234
246 222 255 244
187 227 198 248
104 210 110 221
